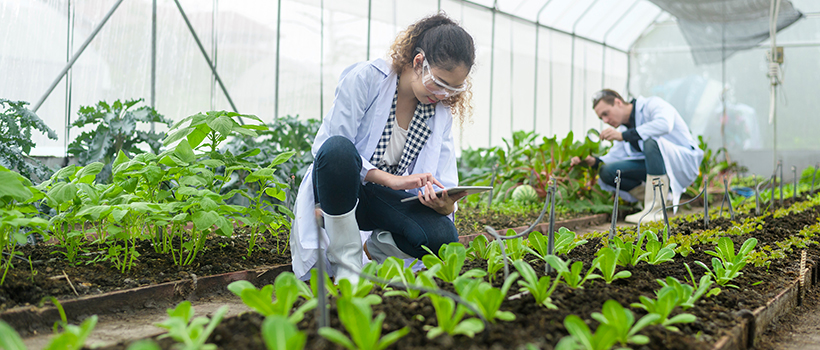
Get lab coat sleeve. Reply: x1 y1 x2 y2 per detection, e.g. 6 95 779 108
635 97 676 140
435 115 459 221
311 63 379 180
599 138 626 164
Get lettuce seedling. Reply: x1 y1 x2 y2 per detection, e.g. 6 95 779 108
695 237 758 288
0 320 26 350
486 244 504 284
262 315 306 350
424 291 485 339
529 228 587 257
466 235 492 261
454 273 519 322
227 272 317 323
382 258 435 300
422 242 486 283
310 269 338 298
554 314 619 350
642 231 677 265
630 287 697 332
319 297 408 350
545 255 600 289
503 229 527 261
155 301 228 350
608 235 647 267
592 247 631 284
591 300 659 347
513 260 559 308
337 278 382 306
656 276 718 311
1 314 98 350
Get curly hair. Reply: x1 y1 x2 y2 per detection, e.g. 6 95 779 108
388 13 475 124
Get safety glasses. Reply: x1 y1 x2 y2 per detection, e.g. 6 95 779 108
416 49 467 98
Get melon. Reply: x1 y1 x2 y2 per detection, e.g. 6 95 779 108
512 184 539 204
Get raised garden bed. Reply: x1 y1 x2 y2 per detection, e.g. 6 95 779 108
82 198 820 350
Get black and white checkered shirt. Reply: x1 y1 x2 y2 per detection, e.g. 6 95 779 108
370 79 436 176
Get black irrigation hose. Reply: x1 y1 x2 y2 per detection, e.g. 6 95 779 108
485 183 555 279
1 251 30 262
608 170 621 241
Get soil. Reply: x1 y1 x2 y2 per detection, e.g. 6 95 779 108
454 206 598 235
0 227 291 312
90 200 820 350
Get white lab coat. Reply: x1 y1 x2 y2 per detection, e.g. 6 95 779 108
290 58 459 280
598 96 704 208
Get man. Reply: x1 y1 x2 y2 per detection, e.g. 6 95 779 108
570 89 703 223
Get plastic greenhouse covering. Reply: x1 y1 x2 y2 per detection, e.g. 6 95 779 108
1 0 818 176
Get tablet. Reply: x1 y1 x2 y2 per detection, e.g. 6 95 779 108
400 186 493 203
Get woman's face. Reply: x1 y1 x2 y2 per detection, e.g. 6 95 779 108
410 53 469 105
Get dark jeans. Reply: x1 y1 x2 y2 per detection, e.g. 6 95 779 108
599 138 666 191
312 136 458 259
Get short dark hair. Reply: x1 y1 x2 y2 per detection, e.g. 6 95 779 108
592 89 625 109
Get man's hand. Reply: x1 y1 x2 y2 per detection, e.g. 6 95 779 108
418 181 466 215
570 155 597 167
600 128 623 141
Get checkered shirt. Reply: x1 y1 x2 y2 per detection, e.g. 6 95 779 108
370 80 436 176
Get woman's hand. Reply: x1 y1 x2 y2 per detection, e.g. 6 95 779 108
570 155 596 167
366 169 445 191
417 181 467 215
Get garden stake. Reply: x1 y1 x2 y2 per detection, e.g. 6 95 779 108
314 206 329 329
608 170 621 242
799 250 807 306
754 175 760 215
62 270 79 296
546 183 557 274
779 160 784 206
770 173 775 212
724 176 734 221
703 175 709 230
657 179 671 233
487 163 498 209
812 163 818 195
793 166 798 199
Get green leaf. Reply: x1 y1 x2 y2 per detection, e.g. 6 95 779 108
0 171 32 203
0 320 27 350
262 316 306 350
163 126 194 146
192 211 218 231
126 340 161 350
174 141 196 164
318 327 356 350
47 182 77 205
269 151 296 167
207 115 235 137
187 124 210 149
75 162 104 184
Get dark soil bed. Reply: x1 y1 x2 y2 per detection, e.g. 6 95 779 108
97 200 820 350
454 206 604 235
0 228 291 312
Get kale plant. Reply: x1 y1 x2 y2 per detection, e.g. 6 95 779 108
0 99 58 182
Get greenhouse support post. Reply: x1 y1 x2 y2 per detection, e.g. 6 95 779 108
151 0 156 130
32 0 125 113
568 0 601 134
601 0 640 90
172 0 242 121
532 1 554 131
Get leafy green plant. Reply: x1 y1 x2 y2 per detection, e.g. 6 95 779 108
591 300 659 347
68 99 171 182
0 166 48 284
466 235 493 260
0 99 57 182
155 301 228 350
630 287 697 332
513 260 559 308
545 255 599 289
592 247 631 284
454 273 519 323
608 235 648 267
485 243 505 284
503 229 528 262
695 237 758 288
424 291 485 339
422 242 486 283
380 257 429 300
227 273 317 323
657 276 718 311
643 230 677 265
531 228 588 256
261 315 306 350
0 315 98 350
554 314 619 350
319 297 409 350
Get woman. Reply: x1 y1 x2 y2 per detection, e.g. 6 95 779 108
290 13 476 282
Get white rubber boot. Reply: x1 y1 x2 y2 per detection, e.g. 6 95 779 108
364 229 412 264
625 174 669 224
324 202 362 284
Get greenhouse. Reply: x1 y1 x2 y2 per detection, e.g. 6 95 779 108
1 0 820 349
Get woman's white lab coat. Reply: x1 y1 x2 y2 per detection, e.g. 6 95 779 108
597 96 704 207
290 58 459 280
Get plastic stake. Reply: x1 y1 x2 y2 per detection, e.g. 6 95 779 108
658 179 670 233
487 163 498 209
793 166 798 200
608 170 621 241
703 175 709 229
779 161 784 206
546 183 557 274
811 164 818 195
314 206 329 329
724 176 734 220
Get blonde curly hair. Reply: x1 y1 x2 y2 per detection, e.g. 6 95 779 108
388 13 475 124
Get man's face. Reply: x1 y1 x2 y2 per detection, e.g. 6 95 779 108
594 99 626 128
